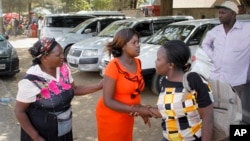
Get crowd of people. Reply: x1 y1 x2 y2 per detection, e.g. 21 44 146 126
3 14 43 38
3 17 22 36
13 1 250 141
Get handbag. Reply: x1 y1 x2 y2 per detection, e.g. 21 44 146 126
56 107 72 136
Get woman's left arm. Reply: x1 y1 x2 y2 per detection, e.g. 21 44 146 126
198 104 213 141
72 79 103 96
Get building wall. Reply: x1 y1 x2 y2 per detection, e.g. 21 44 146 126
122 7 250 19
122 8 217 19
174 8 217 19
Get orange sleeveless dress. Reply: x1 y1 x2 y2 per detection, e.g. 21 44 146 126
96 58 145 141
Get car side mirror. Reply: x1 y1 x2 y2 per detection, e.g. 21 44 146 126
84 28 92 33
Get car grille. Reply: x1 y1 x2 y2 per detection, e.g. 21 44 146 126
0 58 19 74
68 63 78 68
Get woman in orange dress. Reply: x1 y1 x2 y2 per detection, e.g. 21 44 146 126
96 28 152 141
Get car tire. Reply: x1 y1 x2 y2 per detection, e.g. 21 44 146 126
151 73 164 95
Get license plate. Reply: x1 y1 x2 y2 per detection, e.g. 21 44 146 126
68 58 76 64
0 64 6 70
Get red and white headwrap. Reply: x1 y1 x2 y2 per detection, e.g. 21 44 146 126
29 37 58 59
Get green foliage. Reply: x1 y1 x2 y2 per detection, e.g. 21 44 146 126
91 0 113 10
71 0 91 11
1 0 152 14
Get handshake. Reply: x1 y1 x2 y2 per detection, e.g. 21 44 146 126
129 104 161 128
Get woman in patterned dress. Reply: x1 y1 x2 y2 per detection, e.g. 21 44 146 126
14 37 103 141
148 40 214 141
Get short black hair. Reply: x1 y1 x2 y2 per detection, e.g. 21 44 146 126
161 40 191 71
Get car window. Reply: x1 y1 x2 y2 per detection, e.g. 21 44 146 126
0 34 5 41
188 25 208 44
85 21 98 32
44 16 94 28
134 23 151 37
150 19 191 35
144 25 194 45
71 18 96 33
64 16 93 28
188 24 218 45
46 16 64 27
100 19 119 30
98 21 133 37
152 22 170 32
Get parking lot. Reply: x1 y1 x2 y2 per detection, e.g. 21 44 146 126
0 37 163 141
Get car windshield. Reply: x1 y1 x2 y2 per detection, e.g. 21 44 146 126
144 25 195 45
98 21 133 37
0 34 5 41
71 18 95 33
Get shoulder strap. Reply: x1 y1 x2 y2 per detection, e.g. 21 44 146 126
182 71 193 101
23 74 47 89
182 71 192 92
23 74 44 81
182 71 206 101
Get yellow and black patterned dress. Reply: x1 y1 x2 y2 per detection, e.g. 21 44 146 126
157 72 213 141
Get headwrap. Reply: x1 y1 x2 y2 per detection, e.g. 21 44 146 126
28 37 58 65
29 37 58 59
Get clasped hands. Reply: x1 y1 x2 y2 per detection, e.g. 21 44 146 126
129 105 160 128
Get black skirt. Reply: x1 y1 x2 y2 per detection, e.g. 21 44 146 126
20 107 73 141
21 128 73 141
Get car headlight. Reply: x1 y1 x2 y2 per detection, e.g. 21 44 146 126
82 49 98 56
11 48 18 58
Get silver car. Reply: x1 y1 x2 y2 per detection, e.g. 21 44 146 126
99 16 250 124
56 16 129 58
40 14 96 39
99 18 218 89
67 16 194 72
100 15 250 95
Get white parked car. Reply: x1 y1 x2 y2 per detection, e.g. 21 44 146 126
99 15 250 124
100 15 250 95
99 19 219 95
67 16 194 72
40 11 126 39
56 16 129 58
40 14 96 39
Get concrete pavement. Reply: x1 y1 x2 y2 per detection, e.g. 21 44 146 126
9 36 38 48
0 36 38 141
0 36 163 141
0 79 19 141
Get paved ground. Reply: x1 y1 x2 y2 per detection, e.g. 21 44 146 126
0 36 163 141
0 35 37 141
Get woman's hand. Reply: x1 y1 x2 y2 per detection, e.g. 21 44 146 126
131 105 152 117
140 115 151 128
148 107 162 118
